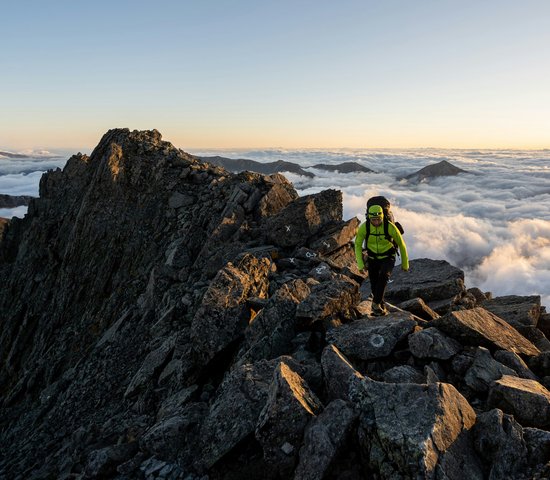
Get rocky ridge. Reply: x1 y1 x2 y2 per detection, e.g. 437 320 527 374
1 129 550 479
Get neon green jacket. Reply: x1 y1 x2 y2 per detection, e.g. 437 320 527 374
354 220 409 271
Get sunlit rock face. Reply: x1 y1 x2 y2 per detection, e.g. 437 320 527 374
1 129 549 480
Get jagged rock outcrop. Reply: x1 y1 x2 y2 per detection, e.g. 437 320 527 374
1 128 550 479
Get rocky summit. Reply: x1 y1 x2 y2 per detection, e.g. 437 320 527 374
1 129 550 480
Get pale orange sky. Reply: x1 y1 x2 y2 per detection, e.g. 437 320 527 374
2 1 549 152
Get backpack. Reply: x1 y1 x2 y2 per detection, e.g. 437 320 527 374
365 196 404 255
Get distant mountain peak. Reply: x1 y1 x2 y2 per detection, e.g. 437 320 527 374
404 159 468 182
309 161 373 173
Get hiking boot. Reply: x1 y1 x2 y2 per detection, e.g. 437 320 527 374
372 303 387 316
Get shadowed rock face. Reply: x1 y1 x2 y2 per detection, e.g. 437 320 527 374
1 128 550 480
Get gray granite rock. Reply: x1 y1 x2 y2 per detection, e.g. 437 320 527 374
385 258 465 302
326 312 417 361
84 443 139 478
255 362 323 476
191 253 273 364
295 278 360 326
464 347 517 392
264 189 343 248
200 360 276 468
294 399 357 480
320 344 364 402
494 350 538 381
397 297 440 320
481 295 542 327
308 217 360 255
351 378 482 479
523 427 550 468
488 375 550 428
409 327 462 360
431 307 540 357
382 365 425 384
472 408 527 479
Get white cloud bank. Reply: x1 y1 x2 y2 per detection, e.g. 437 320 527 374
2 148 550 307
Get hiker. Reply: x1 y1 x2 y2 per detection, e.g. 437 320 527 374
354 204 409 316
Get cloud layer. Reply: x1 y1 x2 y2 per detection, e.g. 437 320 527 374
2 148 550 306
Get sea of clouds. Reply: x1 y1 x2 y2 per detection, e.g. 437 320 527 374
1 147 549 306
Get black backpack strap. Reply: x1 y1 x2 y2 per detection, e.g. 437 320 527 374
364 218 371 249
383 217 390 241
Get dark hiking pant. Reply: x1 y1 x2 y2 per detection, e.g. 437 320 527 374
367 256 395 304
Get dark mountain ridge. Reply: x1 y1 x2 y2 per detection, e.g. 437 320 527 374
0 193 35 208
1 129 550 479
200 156 373 177
199 156 315 178
0 150 62 159
403 159 469 183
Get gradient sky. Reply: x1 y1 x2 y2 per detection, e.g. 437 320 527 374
2 0 549 150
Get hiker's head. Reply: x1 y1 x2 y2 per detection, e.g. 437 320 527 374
368 205 384 225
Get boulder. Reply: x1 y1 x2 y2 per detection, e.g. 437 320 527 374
140 403 207 462
464 347 517 392
351 378 482 479
191 253 273 364
515 325 550 352
326 313 417 361
84 443 139 478
523 427 550 467
385 258 465 302
320 344 364 402
239 279 311 364
481 295 542 327
307 217 360 255
431 307 540 357
256 174 299 218
255 362 323 476
538 312 550 340
382 365 425 384
199 360 276 468
527 351 550 377
397 297 439 321
488 375 550 428
472 408 527 479
156 385 199 420
264 189 342 248
408 327 462 360
245 280 310 346
295 278 360 326
124 335 176 398
294 399 357 480
494 350 538 381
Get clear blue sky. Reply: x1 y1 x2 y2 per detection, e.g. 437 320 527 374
2 0 549 150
